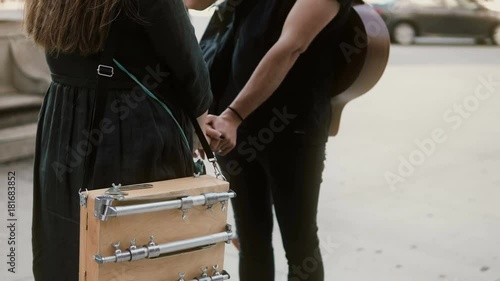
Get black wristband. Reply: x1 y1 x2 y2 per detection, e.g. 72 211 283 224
228 106 244 122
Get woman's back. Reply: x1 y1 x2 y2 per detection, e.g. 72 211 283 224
45 15 156 84
42 0 213 116
28 1 213 281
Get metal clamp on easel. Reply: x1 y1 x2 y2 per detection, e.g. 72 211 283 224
94 190 236 221
94 224 236 264
177 265 231 281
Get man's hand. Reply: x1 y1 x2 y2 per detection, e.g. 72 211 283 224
206 109 243 156
195 110 224 158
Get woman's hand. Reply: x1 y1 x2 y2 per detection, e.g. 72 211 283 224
195 111 224 158
207 109 243 156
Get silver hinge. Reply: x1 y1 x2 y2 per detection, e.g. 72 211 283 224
94 196 116 221
79 189 89 207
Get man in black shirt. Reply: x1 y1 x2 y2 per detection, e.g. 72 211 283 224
187 0 352 280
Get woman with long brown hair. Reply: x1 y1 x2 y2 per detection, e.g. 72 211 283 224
24 1 218 280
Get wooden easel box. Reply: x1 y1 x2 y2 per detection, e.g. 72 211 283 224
79 175 230 281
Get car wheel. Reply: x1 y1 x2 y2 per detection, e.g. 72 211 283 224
491 25 500 45
392 22 416 45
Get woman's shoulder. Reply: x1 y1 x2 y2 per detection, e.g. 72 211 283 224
128 0 190 28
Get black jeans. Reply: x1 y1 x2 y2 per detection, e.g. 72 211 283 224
219 131 327 281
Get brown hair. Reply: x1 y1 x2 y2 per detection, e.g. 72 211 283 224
24 0 136 55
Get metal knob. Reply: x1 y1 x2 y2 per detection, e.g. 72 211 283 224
213 264 221 275
106 183 123 195
129 239 137 250
148 235 156 247
201 266 209 277
177 272 186 281
207 204 214 212
112 242 121 254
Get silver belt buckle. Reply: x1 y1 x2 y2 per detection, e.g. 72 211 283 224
97 64 114 77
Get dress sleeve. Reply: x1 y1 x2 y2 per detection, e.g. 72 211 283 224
137 0 213 117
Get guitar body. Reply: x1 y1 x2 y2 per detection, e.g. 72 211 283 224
329 0 391 136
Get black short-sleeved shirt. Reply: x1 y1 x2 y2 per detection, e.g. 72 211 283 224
216 0 352 142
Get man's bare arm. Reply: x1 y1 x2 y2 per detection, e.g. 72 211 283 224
224 0 341 121
210 0 343 154
184 0 217 10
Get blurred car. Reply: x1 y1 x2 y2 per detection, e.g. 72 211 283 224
366 0 500 45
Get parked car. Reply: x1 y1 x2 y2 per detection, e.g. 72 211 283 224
366 0 500 45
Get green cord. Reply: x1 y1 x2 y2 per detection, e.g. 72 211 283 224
113 59 194 162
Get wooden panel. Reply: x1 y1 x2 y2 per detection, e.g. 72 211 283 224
80 175 231 281
80 191 103 281
86 175 229 200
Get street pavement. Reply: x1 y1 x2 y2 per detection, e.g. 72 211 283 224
1 14 500 281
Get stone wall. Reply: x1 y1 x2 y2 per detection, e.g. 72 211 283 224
0 20 48 163
0 20 50 96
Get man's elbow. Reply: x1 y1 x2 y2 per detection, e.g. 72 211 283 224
277 37 310 59
292 43 309 56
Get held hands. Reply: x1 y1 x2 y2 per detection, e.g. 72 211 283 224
195 109 242 157
194 111 223 159
207 108 243 156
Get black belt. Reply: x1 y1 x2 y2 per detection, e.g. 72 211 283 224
51 73 138 90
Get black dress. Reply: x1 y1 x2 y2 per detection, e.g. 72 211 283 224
31 1 212 281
